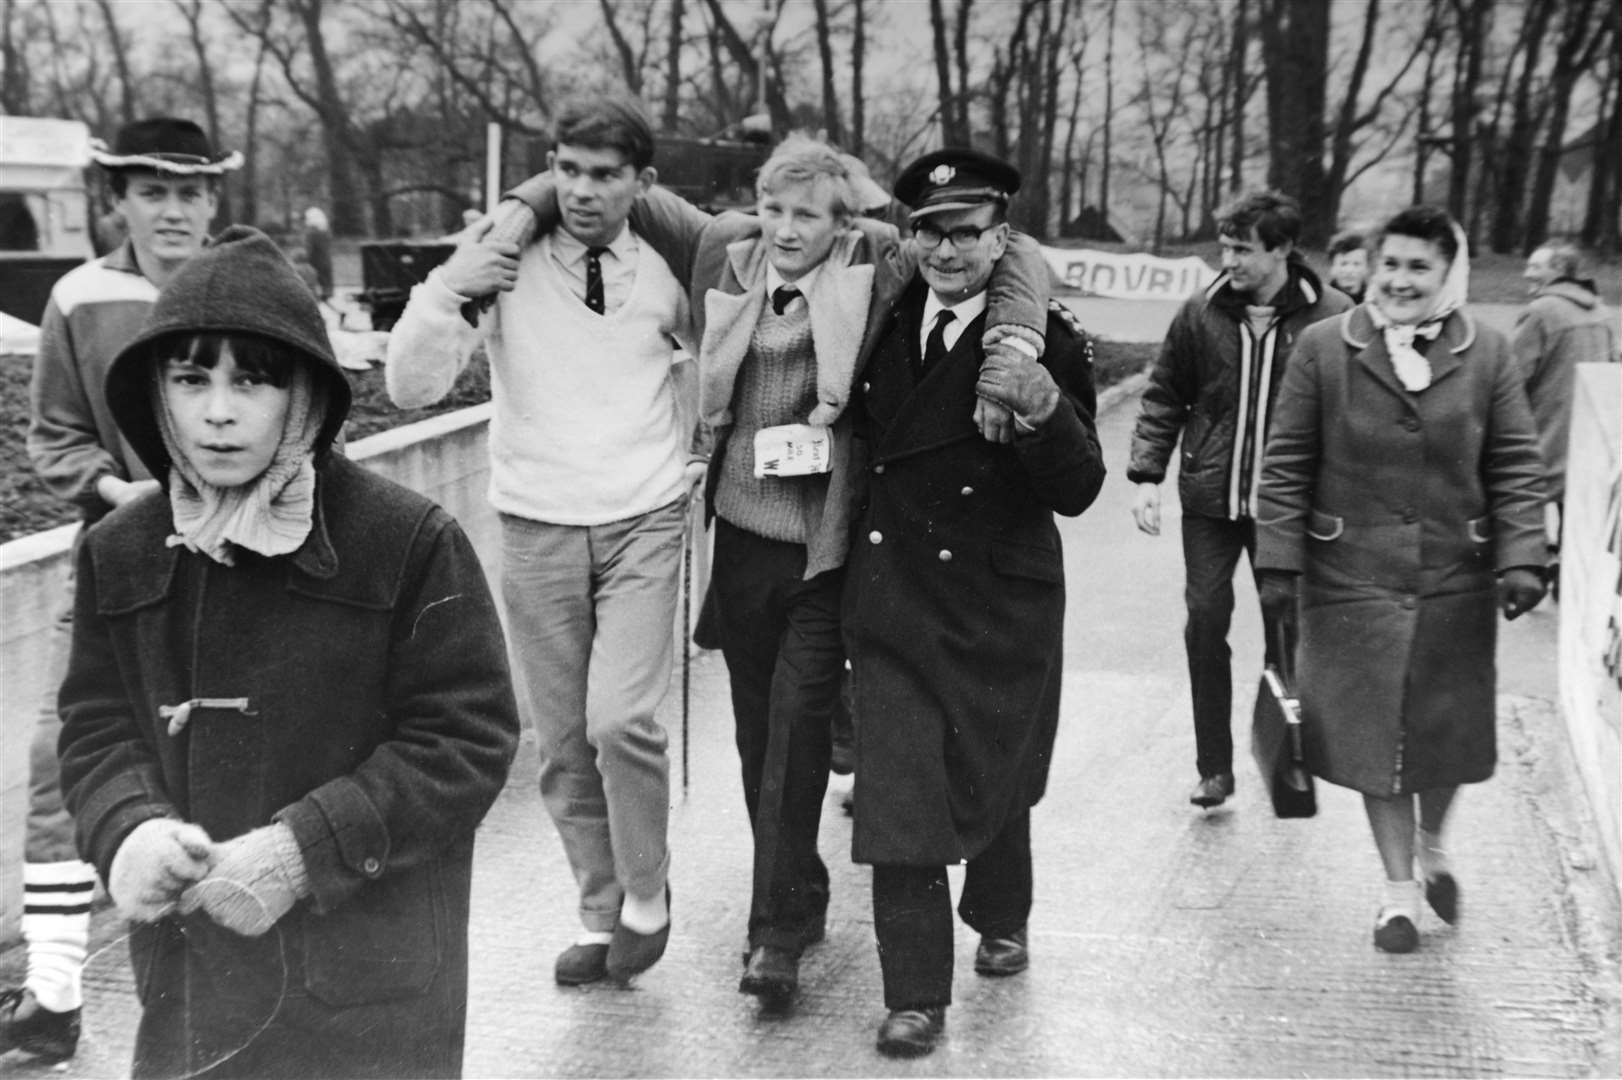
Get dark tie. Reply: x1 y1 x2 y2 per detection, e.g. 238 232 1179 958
922 309 956 375
584 247 608 314
771 284 800 315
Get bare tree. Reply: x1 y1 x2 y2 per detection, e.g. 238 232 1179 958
663 0 685 131
850 0 867 153
2 0 29 115
929 0 967 145
1258 0 1332 245
1524 0 1612 249
93 0 138 124
811 0 844 145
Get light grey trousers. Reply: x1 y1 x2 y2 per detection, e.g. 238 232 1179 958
500 498 684 932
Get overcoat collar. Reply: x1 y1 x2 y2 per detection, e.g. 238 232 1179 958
1341 304 1478 400
698 230 873 428
872 284 988 462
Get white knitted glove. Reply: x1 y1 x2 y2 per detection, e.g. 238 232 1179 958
178 823 311 937
108 819 215 923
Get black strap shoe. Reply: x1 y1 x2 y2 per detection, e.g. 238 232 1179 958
877 1006 945 1058
1190 772 1235 809
0 987 81 1063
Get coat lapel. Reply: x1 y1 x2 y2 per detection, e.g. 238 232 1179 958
697 237 767 426
875 290 985 461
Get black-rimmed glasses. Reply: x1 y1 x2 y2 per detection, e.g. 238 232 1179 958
912 223 997 250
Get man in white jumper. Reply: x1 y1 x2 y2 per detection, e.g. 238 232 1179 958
387 95 692 987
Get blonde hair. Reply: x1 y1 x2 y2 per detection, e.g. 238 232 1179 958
756 135 857 220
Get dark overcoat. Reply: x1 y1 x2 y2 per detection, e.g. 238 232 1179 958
844 289 1106 866
1255 306 1546 796
59 456 521 1078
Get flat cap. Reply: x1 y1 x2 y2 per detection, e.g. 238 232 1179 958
894 148 1021 221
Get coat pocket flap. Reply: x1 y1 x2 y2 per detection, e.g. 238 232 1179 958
1306 509 1344 541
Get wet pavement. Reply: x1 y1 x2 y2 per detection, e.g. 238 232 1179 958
5 386 1619 1078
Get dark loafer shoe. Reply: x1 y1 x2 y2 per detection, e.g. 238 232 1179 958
1425 873 1459 925
606 884 672 982
0 987 81 1062
554 943 610 986
1373 912 1419 954
974 927 1029 976
1190 772 1235 808
738 945 799 1003
876 1007 945 1058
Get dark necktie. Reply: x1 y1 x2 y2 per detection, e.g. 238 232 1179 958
771 284 800 315
922 308 956 374
584 247 608 314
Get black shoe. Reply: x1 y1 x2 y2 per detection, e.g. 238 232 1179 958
876 1006 945 1058
1373 912 1419 954
1424 873 1460 925
1190 773 1235 808
0 988 80 1063
738 945 799 1003
554 943 610 986
974 927 1029 976
606 884 672 982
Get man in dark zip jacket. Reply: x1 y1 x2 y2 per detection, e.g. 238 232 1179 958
1126 190 1351 810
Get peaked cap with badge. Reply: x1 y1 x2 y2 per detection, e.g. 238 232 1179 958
89 116 243 176
893 147 1021 221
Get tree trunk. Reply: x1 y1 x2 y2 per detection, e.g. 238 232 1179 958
812 0 844 145
929 0 961 144
1100 0 1116 220
1229 0 1247 193
1487 0 1556 252
1259 0 1332 246
94 0 138 124
953 0 974 143
598 0 642 94
2 0 29 115
1447 0 1493 225
1580 24 1621 251
851 0 867 153
1524 0 1609 250
663 0 684 131
176 0 230 224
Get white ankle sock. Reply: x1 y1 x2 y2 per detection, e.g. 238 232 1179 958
1379 878 1421 923
618 887 669 934
1416 829 1450 880
574 930 613 947
23 861 97 1013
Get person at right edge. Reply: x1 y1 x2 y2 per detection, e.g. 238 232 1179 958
1126 190 1350 810
1254 205 1546 954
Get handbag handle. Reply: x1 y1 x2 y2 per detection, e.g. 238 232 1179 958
1269 605 1298 691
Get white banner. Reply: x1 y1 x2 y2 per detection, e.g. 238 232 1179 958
1042 246 1216 300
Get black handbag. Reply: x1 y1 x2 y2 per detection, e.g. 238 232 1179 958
1251 623 1317 818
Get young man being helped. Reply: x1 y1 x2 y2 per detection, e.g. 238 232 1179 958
491 135 1052 1007
387 96 693 986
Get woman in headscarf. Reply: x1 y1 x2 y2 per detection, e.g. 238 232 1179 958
1253 205 1547 953
56 225 519 1078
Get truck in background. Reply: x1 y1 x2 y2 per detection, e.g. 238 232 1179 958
0 117 95 326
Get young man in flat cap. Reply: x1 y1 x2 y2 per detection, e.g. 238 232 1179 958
8 116 241 1063
492 134 1052 1008
842 148 1106 1057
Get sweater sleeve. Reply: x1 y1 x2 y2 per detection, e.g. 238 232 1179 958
384 269 487 409
27 298 119 514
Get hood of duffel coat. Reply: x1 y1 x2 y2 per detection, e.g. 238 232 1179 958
105 224 351 480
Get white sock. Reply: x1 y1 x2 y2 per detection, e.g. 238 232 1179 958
1379 878 1421 924
1416 829 1450 880
574 930 614 948
618 887 669 934
23 861 97 1013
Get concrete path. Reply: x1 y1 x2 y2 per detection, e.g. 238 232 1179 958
5 388 1618 1078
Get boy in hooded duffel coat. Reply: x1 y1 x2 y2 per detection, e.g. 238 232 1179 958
56 226 521 1079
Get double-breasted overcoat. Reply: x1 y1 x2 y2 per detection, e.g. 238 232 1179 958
845 289 1106 866
1255 306 1546 795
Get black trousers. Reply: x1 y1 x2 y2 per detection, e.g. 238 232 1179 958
1181 512 1289 778
871 810 1032 1010
712 517 842 953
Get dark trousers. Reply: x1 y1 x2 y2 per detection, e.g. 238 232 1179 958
1181 512 1289 778
871 810 1032 1011
712 517 842 953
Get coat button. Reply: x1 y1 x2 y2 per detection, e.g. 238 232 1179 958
862 381 871 393
938 549 953 562
1403 417 1419 431
869 530 883 544
960 486 974 496
873 464 885 475
1403 507 1418 523
362 857 382 876
1400 595 1417 610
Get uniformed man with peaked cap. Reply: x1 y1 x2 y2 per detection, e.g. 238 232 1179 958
843 147 1107 1057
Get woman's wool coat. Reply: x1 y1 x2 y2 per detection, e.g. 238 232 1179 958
1255 306 1546 795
